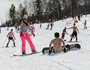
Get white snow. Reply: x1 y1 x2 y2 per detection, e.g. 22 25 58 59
0 15 90 70
0 0 90 70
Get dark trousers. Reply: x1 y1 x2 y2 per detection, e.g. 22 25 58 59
70 31 78 41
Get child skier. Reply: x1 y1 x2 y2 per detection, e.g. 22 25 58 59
61 27 68 40
6 29 16 47
20 15 36 55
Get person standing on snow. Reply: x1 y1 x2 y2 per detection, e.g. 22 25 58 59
20 15 36 55
39 20 42 28
67 23 79 42
46 19 51 30
6 29 16 47
83 20 87 29
50 20 54 30
61 27 68 41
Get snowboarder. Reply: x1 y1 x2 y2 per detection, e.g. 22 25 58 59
67 23 79 42
20 15 36 55
49 32 67 53
6 29 16 47
61 27 68 40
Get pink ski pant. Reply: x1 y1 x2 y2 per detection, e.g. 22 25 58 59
20 32 36 52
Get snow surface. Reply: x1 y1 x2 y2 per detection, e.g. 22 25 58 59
0 15 90 70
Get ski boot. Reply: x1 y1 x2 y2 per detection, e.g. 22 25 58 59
32 50 37 53
22 51 26 55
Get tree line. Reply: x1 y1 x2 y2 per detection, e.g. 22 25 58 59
2 0 90 27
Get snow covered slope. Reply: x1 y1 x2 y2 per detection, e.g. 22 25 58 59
0 15 90 70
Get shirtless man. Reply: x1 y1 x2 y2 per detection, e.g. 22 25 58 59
6 29 16 47
49 32 67 53
68 23 79 42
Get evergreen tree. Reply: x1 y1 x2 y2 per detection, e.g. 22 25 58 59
9 4 16 24
71 0 79 17
18 4 24 19
21 8 27 18
34 0 42 20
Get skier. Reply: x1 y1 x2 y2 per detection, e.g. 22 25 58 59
61 27 68 40
6 29 16 47
83 20 87 29
20 15 36 55
50 20 54 30
46 24 49 30
49 32 67 53
46 19 51 30
39 21 42 28
67 23 79 42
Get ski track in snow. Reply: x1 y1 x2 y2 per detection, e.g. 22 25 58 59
50 60 73 70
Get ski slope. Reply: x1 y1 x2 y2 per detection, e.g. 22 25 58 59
0 15 90 70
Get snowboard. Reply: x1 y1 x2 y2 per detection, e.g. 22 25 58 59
42 47 55 55
42 44 81 55
65 44 81 51
13 51 41 56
